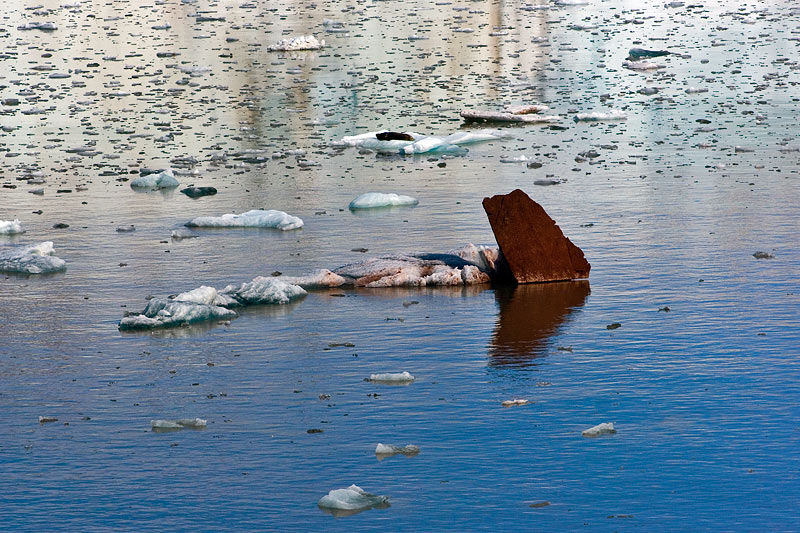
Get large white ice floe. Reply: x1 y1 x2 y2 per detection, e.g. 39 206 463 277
339 129 509 155
0 242 66 274
582 422 616 437
119 278 306 330
318 485 389 511
130 169 180 189
573 110 627 122
267 35 324 51
349 193 419 210
0 219 25 235
186 209 304 231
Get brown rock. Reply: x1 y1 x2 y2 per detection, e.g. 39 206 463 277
482 189 590 283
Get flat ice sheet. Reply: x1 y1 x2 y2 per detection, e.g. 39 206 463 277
186 209 304 231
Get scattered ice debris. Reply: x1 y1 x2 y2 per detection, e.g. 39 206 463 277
582 422 616 437
0 220 25 235
318 485 389 512
574 110 627 122
119 279 306 329
554 0 589 5
38 416 58 423
753 251 775 259
460 109 559 124
349 193 419 210
501 399 529 407
628 47 670 59
267 35 324 52
0 242 66 274
623 60 666 71
375 443 420 458
186 210 303 231
151 418 207 431
130 169 179 189
181 186 217 198
368 371 415 383
339 129 509 155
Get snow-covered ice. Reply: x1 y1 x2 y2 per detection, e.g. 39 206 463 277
186 209 304 231
220 277 307 306
0 220 25 235
151 418 207 430
574 110 627 122
369 371 415 383
318 485 389 510
502 399 529 407
130 169 180 189
349 193 419 210
118 298 236 330
582 422 616 437
0 242 66 274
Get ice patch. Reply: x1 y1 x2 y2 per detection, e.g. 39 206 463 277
375 443 420 457
151 418 207 431
502 399 529 407
623 60 665 71
130 169 180 189
220 277 307 306
268 35 324 51
186 209 304 231
318 485 389 511
118 298 236 330
340 129 509 155
582 422 616 437
349 193 419 210
574 110 627 122
369 371 415 383
279 269 348 289
0 219 25 235
0 242 66 274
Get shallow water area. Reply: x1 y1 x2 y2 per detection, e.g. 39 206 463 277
1 0 799 530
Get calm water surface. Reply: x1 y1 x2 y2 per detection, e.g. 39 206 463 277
1 0 799 530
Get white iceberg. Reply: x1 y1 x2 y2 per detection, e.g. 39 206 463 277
279 269 348 289
119 298 236 330
318 485 389 511
151 418 207 430
369 371 415 383
186 209 304 231
574 110 627 122
582 422 616 437
375 443 420 457
501 399 529 407
220 277 307 306
268 35 324 51
130 169 180 189
340 129 509 155
0 219 25 235
349 193 419 210
0 242 66 274
622 60 665 71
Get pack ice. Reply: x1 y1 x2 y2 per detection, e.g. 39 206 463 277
0 220 25 235
340 129 509 155
349 193 418 210
129 169 180 189
0 242 66 274
318 485 389 511
186 210 303 231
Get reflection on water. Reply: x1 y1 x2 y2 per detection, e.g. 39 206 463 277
489 281 590 365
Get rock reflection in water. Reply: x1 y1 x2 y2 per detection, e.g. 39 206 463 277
489 281 590 365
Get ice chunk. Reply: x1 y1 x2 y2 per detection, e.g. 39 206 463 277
375 443 420 457
505 104 550 115
341 129 508 155
18 22 57 31
318 485 389 511
349 193 419 210
151 418 207 430
501 399 529 407
119 298 237 330
574 110 627 122
279 269 348 289
623 60 665 71
171 229 198 240
267 35 325 51
0 219 25 235
130 169 179 189
186 209 303 231
582 422 616 437
369 371 415 383
174 285 238 307
447 243 502 273
0 242 66 274
220 277 307 305
39 416 58 423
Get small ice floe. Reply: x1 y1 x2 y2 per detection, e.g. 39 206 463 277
119 298 237 330
375 443 420 459
0 242 66 274
18 22 57 31
221 277 307 305
501 399 529 407
318 485 389 513
279 269 348 289
368 371 415 383
0 219 25 235
574 110 627 122
130 169 179 189
116 225 135 233
171 229 198 240
151 418 207 431
622 60 665 71
685 87 708 94
340 129 509 155
349 193 418 210
460 109 559 124
554 0 589 5
186 210 303 231
38 416 58 423
582 422 616 437
267 35 324 52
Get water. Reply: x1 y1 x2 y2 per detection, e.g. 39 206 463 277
1 0 799 529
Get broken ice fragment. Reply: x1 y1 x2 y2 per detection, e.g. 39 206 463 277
573 110 627 121
460 109 559 124
318 485 389 512
501 399 529 407
151 418 207 431
369 371 415 383
349 193 418 210
375 443 420 458
186 210 303 231
0 220 25 235
0 242 66 274
582 422 616 437
130 169 180 189
267 35 324 52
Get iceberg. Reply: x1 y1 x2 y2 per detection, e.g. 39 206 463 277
375 443 420 457
573 110 627 122
118 298 236 330
186 209 304 231
318 485 389 511
501 399 529 407
151 418 207 431
279 269 348 289
0 219 25 235
0 242 66 274
130 169 180 189
582 422 616 437
349 193 419 210
369 371 415 383
268 35 324 51
220 277 307 306
622 60 665 71
339 129 509 155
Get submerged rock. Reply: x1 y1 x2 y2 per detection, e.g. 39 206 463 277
181 186 217 198
482 189 590 283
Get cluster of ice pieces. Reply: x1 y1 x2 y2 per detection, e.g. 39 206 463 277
318 485 389 511
340 129 509 155
0 220 25 235
0 242 66 274
119 278 306 329
267 35 324 51
186 209 304 231
349 193 418 210
130 169 180 189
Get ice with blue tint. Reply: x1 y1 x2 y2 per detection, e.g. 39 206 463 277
118 297 236 330
129 169 180 189
349 192 419 210
0 241 66 274
317 485 389 510
186 210 304 231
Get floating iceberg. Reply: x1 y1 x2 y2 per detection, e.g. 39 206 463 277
0 219 25 235
460 109 559 124
574 110 627 122
369 371 415 383
502 399 529 407
279 269 348 289
151 418 207 431
318 485 389 511
268 35 324 51
582 422 616 437
349 193 419 210
130 169 180 189
623 60 665 71
339 129 509 155
18 22 57 31
375 443 420 457
118 297 236 330
186 209 304 231
0 242 66 274
220 277 307 306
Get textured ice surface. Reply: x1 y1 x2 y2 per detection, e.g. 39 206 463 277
118 298 236 330
505 104 550 114
622 60 666 71
186 209 304 231
220 277 307 305
349 193 419 210
0 220 25 235
460 109 559 124
151 418 207 430
502 399 529 407
369 371 415 383
582 422 616 437
267 35 324 51
279 269 348 289
341 129 508 155
318 485 389 510
130 169 179 189
0 242 66 274
574 110 627 121
375 443 420 456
